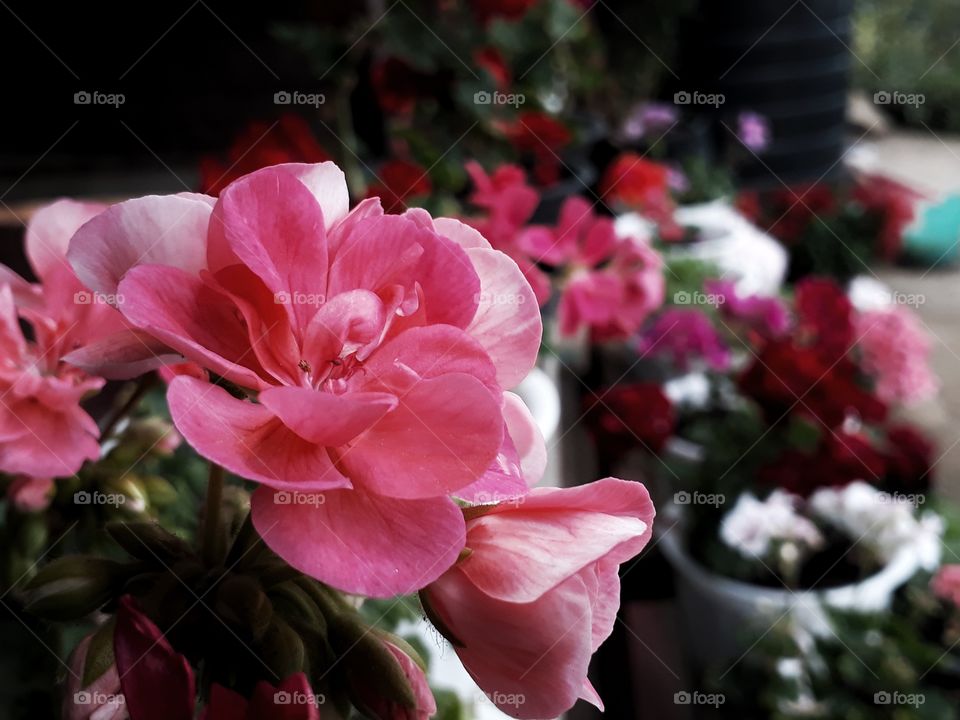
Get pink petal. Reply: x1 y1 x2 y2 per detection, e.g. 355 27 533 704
342 373 502 499
63 329 184 380
426 570 593 719
459 478 654 603
301 289 387 369
167 376 351 491
503 391 546 486
26 199 107 282
251 486 465 597
326 214 424 300
259 386 397 446
119 265 271 390
278 161 350 229
0 398 100 477
67 194 212 296
413 226 481 329
433 216 491 250
464 248 542 388
207 167 329 333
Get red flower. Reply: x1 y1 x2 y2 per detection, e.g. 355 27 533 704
473 47 511 88
759 431 887 496
584 383 676 458
764 184 838 244
739 338 886 429
599 153 678 236
502 111 571 186
470 0 538 23
371 57 431 115
853 173 924 262
794 277 854 364
365 159 432 213
199 114 330 196
884 424 935 493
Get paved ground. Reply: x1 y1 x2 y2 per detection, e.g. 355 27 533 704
867 130 960 502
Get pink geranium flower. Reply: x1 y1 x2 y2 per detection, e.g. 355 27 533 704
464 161 552 305
856 306 938 406
0 200 123 479
67 162 544 597
932 564 960 607
638 308 730 371
548 197 665 340
421 478 655 719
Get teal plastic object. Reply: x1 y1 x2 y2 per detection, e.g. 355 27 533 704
903 194 960 266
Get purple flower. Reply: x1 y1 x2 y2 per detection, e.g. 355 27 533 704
737 111 771 152
623 102 679 141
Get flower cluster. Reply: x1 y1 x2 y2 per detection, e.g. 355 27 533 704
6 161 657 720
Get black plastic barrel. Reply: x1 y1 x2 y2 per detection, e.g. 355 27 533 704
673 0 855 187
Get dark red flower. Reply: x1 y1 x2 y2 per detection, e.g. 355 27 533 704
759 431 887 496
502 111 571 186
470 0 538 23
370 57 432 115
884 424 936 493
794 276 854 364
474 47 511 88
853 173 925 262
199 114 330 196
584 383 676 458
364 159 432 213
763 184 838 244
739 338 886 429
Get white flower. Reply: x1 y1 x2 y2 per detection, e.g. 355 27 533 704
721 490 824 560
809 481 943 569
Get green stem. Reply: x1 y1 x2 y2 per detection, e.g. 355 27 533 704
202 464 225 566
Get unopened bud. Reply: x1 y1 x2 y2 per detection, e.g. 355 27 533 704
24 556 127 620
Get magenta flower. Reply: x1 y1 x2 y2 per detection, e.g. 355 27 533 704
422 478 655 719
705 278 791 339
638 307 730 371
546 197 665 340
67 162 544 596
0 200 124 479
737 111 771 152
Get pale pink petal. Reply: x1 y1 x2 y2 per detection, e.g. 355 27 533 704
433 216 491 250
459 479 654 602
503 391 546 486
259 386 397 446
251 486 465 597
119 265 271 390
579 679 605 711
464 248 542 388
342 374 502 499
167 376 350 491
26 199 107 282
278 161 350 228
426 570 593 720
67 194 212 296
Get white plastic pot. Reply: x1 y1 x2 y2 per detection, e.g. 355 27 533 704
659 520 925 671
